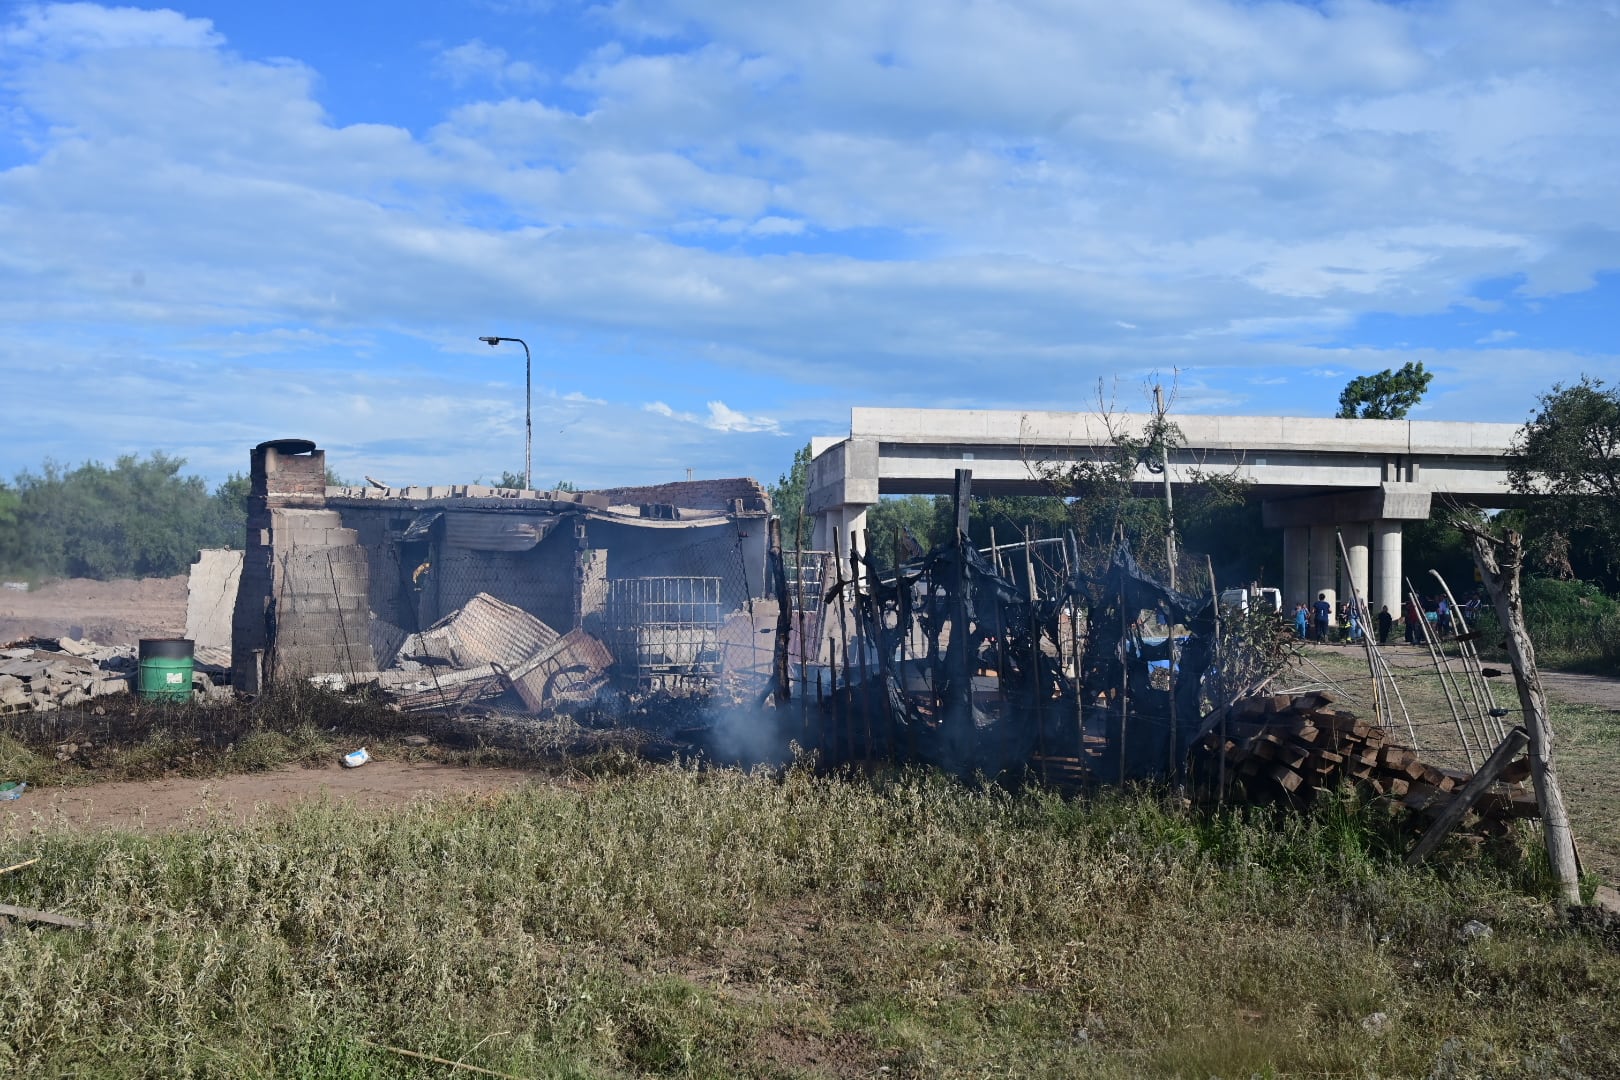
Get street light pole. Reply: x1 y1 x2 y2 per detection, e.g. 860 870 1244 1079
479 335 532 490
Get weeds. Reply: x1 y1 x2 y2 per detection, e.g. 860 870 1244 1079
2 765 1616 1078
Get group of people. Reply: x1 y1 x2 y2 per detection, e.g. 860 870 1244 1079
1290 589 1484 645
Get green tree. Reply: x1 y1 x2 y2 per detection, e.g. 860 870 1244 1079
208 473 251 550
492 470 575 492
769 443 812 537
0 453 246 581
1509 376 1620 586
1335 361 1434 419
864 495 943 570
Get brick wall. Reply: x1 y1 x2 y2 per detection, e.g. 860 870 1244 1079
588 477 771 513
250 442 327 502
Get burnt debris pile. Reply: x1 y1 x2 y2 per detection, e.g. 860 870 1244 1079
775 477 1219 787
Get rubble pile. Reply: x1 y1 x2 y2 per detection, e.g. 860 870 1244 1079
1203 690 1538 831
326 593 614 715
0 638 229 714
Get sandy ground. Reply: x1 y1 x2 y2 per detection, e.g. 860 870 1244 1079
0 760 539 836
0 575 188 646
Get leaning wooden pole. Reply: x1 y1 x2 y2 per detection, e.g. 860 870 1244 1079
1464 525 1581 905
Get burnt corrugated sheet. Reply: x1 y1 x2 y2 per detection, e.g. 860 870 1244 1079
509 629 613 712
443 512 559 552
399 592 560 670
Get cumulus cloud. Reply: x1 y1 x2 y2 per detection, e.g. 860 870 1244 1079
1 0 1617 483
434 39 542 89
644 401 781 433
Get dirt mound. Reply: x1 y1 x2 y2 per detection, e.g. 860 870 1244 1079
0 576 187 647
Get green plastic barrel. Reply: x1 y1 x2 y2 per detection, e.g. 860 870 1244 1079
138 638 195 702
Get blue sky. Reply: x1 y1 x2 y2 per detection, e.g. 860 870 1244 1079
1 0 1617 489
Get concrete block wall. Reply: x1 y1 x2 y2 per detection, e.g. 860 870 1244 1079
430 537 577 633
185 548 244 654
232 452 379 691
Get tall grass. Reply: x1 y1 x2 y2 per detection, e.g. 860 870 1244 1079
2 765 1615 1078
1475 576 1620 674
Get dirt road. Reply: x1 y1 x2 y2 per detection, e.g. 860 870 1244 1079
0 760 538 835
1304 640 1620 712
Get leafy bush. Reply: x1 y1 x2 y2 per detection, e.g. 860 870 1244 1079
1476 577 1620 674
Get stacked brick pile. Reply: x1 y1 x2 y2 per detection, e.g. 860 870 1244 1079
0 638 229 714
1204 690 1538 830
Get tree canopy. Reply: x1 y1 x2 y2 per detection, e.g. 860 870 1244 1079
1508 376 1620 585
0 454 246 581
1335 361 1433 420
768 443 812 536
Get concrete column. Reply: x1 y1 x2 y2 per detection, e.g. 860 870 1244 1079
1283 526 1310 611
1342 524 1370 610
812 505 870 559
1372 520 1403 616
1308 525 1337 621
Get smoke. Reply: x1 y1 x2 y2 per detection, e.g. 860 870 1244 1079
698 701 801 768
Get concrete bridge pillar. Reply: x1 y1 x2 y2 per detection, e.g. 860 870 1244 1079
1283 526 1310 611
1341 524 1370 612
812 503 870 565
1308 525 1338 625
1372 520 1403 617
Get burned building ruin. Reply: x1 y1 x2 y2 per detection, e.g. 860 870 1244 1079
222 439 772 708
197 443 1249 788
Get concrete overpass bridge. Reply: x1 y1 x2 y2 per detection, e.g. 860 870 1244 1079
807 407 1522 617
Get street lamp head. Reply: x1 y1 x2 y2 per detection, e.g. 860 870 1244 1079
479 336 501 346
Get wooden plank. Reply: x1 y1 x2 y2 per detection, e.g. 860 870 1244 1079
1378 745 1414 769
0 902 91 930
1268 764 1304 793
1402 783 1440 812
1500 758 1531 784
1278 744 1310 770
1407 727 1530 864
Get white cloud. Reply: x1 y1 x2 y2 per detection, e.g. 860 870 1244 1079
433 39 542 89
1 1 1618 484
1 2 221 52
748 215 804 236
643 400 781 433
703 400 780 433
1476 329 1518 345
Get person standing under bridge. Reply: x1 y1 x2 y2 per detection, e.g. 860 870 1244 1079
1313 593 1332 642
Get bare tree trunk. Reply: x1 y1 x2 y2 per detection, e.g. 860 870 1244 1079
1465 526 1582 905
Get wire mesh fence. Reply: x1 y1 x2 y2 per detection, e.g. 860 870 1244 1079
606 576 724 689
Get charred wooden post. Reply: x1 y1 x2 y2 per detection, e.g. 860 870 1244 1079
945 469 976 759
768 516 791 703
